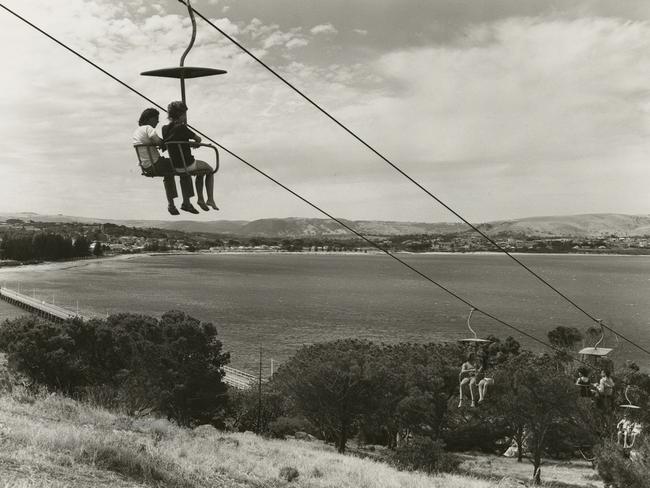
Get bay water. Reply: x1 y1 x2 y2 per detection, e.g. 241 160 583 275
0 253 648 373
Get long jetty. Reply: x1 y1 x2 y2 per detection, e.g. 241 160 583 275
0 286 93 321
0 286 257 390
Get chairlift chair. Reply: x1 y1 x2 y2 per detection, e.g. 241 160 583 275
136 0 224 177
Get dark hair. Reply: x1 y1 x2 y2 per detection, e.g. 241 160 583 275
167 101 188 122
466 352 475 361
601 369 611 377
138 108 159 126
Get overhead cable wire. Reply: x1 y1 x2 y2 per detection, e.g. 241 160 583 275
0 3 599 370
179 0 650 357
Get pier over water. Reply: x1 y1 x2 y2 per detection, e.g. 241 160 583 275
0 286 92 322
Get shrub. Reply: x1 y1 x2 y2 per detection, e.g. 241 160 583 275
279 466 299 482
595 439 650 488
391 436 461 474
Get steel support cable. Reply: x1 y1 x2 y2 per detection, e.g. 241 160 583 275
179 0 650 357
0 4 600 370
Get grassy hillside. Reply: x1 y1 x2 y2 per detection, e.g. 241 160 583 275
0 387 602 488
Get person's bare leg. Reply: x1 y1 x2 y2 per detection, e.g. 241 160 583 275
194 174 210 211
206 173 218 210
459 379 468 408
469 378 477 407
195 174 205 204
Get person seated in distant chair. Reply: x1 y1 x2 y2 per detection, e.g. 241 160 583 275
132 108 195 215
458 353 479 408
477 371 494 404
575 369 592 398
593 369 615 410
617 418 633 446
162 101 218 213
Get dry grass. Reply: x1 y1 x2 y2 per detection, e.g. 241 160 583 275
458 453 603 488
0 389 600 488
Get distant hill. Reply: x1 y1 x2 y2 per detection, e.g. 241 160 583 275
476 213 650 238
1 212 649 238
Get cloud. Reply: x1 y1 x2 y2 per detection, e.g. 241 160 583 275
310 23 338 35
285 38 309 49
1 1 649 221
353 28 368 36
208 17 240 36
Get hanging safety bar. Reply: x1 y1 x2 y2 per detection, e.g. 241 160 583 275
133 142 219 176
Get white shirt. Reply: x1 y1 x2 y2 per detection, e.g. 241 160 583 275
132 125 163 168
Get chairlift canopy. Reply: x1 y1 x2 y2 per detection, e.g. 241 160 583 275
141 66 227 79
459 338 493 344
578 347 613 357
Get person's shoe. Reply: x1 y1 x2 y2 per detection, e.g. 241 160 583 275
457 401 462 408
180 203 199 214
197 201 210 211
471 401 476 408
167 205 180 216
206 200 219 210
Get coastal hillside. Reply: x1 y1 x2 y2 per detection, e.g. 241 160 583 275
478 213 650 238
1 212 649 238
0 389 532 488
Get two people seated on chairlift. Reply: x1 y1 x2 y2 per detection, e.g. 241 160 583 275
575 368 615 409
617 417 642 448
458 352 494 408
132 102 217 215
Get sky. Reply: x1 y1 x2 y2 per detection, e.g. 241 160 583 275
1 0 650 223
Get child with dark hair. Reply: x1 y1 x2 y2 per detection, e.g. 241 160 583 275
162 101 218 213
575 369 591 398
132 108 194 215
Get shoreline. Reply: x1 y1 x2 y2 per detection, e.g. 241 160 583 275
0 254 141 277
0 249 647 276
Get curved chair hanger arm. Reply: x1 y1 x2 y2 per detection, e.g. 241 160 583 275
624 385 633 405
593 319 605 349
466 308 478 340
179 0 197 104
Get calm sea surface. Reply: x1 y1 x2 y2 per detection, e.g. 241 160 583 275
0 253 648 373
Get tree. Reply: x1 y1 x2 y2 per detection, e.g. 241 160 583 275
73 236 91 257
273 340 375 453
494 353 579 484
0 311 230 427
363 343 460 448
547 326 583 364
93 242 104 257
152 311 230 427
